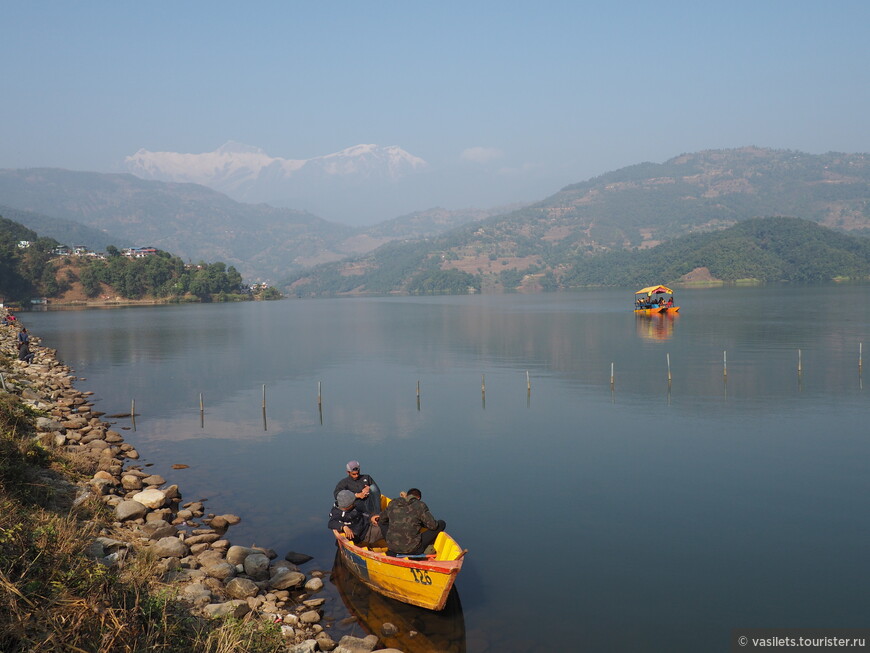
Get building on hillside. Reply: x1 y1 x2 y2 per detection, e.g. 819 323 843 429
17 241 31 249
53 245 71 256
123 247 158 258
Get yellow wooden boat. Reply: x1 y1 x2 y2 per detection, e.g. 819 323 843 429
331 551 466 651
332 497 467 611
634 285 680 315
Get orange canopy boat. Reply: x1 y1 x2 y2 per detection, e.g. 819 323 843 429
634 285 680 315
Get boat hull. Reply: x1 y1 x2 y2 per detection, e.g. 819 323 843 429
333 531 465 611
634 305 679 315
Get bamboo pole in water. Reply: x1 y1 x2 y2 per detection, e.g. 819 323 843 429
526 370 531 394
667 353 672 383
610 362 615 389
723 351 727 379
798 349 802 375
860 342 863 375
317 381 322 407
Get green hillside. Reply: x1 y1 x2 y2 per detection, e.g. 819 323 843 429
286 217 870 296
560 217 870 287
0 215 247 304
284 148 870 295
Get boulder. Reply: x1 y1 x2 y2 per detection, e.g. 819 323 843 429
284 551 313 565
226 545 255 565
224 577 259 600
269 569 305 590
152 537 188 559
202 600 250 619
115 500 148 522
202 561 236 581
243 553 271 580
131 488 166 509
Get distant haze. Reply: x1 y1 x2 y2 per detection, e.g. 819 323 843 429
123 141 551 225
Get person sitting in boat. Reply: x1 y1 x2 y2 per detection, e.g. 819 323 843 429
378 488 446 556
329 490 383 546
334 460 382 515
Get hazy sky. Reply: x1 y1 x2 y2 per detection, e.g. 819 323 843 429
3 1 870 212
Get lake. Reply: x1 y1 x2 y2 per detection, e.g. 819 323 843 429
22 285 870 652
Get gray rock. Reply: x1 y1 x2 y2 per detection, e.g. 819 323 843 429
304 577 323 592
203 561 235 580
287 641 318 653
121 474 144 490
36 417 63 431
243 552 271 580
180 582 212 606
152 537 188 559
148 525 178 541
115 500 148 522
269 569 305 590
142 474 165 486
284 551 313 565
202 600 250 619
335 635 380 653
185 532 220 546
299 610 321 624
131 488 166 509
226 545 255 565
224 577 259 600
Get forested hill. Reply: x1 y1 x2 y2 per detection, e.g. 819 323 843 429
0 215 247 304
561 217 870 287
286 217 870 295
284 148 870 296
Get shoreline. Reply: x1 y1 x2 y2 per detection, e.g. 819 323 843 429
0 311 391 653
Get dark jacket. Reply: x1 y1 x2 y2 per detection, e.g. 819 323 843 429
334 473 379 512
379 495 437 554
334 473 377 499
327 504 369 542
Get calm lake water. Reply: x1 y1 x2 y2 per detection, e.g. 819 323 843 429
22 285 870 652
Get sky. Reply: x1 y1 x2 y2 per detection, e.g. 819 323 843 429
3 1 870 218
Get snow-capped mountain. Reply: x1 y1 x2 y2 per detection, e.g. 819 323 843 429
124 141 427 198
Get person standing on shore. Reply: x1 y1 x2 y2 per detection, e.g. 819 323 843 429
334 460 382 515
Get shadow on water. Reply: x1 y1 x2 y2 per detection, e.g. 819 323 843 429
330 551 466 653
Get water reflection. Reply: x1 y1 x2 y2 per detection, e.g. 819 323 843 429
635 312 678 340
331 552 466 653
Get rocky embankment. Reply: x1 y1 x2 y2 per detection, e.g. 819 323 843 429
0 315 405 653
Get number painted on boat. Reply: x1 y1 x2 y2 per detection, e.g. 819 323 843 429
410 568 432 585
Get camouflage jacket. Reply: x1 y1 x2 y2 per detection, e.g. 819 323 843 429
380 495 437 554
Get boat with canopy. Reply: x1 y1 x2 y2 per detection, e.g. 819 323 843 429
634 285 679 315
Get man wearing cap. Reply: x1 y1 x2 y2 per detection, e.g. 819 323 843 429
334 460 382 515
328 489 383 546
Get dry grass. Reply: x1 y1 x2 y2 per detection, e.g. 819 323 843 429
0 394 288 653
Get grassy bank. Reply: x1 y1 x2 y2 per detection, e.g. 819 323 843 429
0 340 286 651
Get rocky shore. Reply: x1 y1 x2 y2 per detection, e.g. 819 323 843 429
0 314 405 653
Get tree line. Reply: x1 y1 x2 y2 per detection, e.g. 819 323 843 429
0 215 245 302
